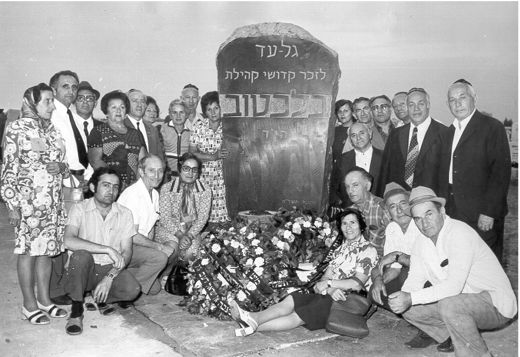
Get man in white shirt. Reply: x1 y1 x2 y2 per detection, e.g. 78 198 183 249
118 155 170 295
388 186 517 356
181 84 204 132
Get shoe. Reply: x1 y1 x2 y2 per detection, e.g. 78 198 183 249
405 330 437 349
117 301 134 309
65 315 84 335
228 300 258 336
97 303 116 316
22 306 50 325
50 294 72 305
37 301 68 318
85 302 97 311
437 337 454 353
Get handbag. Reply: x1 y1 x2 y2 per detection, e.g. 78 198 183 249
325 290 372 338
164 263 189 296
63 176 84 213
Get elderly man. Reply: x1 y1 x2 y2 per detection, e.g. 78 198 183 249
118 155 169 296
389 186 517 355
160 99 191 177
125 89 165 161
345 167 390 255
62 168 144 335
370 95 395 144
330 122 383 211
350 97 385 151
181 84 204 132
392 91 411 126
377 88 447 196
441 79 511 263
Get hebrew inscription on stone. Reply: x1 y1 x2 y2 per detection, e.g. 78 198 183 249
217 23 340 216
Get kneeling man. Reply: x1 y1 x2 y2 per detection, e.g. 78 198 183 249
389 186 517 356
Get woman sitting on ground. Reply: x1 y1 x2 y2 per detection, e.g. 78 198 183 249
229 208 379 336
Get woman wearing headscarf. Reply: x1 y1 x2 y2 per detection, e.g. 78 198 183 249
1 83 69 324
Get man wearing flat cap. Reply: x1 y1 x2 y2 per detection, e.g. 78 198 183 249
388 186 517 356
440 79 511 263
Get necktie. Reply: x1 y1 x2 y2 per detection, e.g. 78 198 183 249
83 121 89 141
404 127 419 187
136 121 147 149
67 109 89 168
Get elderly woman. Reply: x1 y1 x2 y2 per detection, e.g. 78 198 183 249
88 90 146 191
156 153 211 270
189 91 229 222
143 96 161 126
229 208 378 336
160 99 191 177
332 99 355 162
1 83 69 324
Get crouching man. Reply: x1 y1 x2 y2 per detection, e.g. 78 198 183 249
389 186 517 356
62 168 147 335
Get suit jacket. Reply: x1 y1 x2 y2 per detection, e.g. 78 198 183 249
124 117 165 161
377 119 447 196
439 110 511 222
329 147 383 208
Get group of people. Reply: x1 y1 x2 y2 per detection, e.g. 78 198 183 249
1 70 230 335
228 80 516 357
1 70 516 356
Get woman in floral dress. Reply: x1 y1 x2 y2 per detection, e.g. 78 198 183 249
1 83 69 325
189 91 229 222
228 208 378 336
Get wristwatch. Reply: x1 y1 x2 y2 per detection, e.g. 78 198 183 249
106 272 116 280
327 279 333 288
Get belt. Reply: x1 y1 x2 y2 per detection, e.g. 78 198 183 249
70 169 85 176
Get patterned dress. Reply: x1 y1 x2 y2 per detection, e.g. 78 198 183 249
0 118 67 256
88 123 143 190
190 118 229 222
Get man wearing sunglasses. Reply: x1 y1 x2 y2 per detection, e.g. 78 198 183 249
369 94 395 145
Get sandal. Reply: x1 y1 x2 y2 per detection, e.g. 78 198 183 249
229 300 258 336
37 301 68 318
97 303 116 316
65 315 83 335
22 306 50 325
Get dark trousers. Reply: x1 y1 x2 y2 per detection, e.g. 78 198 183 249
369 266 409 311
446 190 504 263
64 250 141 303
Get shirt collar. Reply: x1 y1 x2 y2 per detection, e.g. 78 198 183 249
453 108 476 130
411 115 432 130
85 197 122 215
354 145 373 156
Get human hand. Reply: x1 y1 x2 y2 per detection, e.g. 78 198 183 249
378 252 398 275
46 162 61 175
179 235 192 250
8 207 21 226
328 288 346 301
370 278 386 305
106 247 124 270
388 291 411 314
478 214 494 232
313 280 328 294
93 277 113 303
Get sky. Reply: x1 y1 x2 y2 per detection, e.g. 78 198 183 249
0 1 517 125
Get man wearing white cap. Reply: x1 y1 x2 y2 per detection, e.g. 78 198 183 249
388 186 517 356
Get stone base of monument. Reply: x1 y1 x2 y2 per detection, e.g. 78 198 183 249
237 210 276 225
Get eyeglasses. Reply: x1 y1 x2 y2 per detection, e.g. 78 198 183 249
371 104 390 112
181 165 199 174
77 95 96 103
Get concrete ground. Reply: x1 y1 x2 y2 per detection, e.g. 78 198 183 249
0 186 517 357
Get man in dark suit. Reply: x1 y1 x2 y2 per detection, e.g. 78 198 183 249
125 89 165 162
330 122 383 211
441 79 511 263
377 88 447 197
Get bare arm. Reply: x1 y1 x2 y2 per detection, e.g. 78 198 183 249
88 147 107 169
188 143 218 162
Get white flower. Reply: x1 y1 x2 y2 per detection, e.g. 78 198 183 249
247 232 256 240
194 280 202 289
255 247 264 255
200 289 207 296
303 221 311 228
251 239 260 246
271 236 279 245
229 227 235 232
254 257 264 267
279 269 288 278
323 227 331 236
324 237 333 247
223 239 230 246
254 267 264 276
230 240 239 248
285 222 293 228
246 281 257 291
292 223 301 234
314 218 323 228
210 234 216 239
286 234 295 243
201 258 209 266
239 226 247 234
283 230 292 239
245 258 254 266
211 243 221 253
277 241 285 250
236 290 247 301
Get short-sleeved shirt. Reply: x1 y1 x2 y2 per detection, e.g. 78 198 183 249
118 178 159 237
67 198 136 265
350 193 391 253
384 220 421 268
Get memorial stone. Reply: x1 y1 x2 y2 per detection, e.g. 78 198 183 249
217 22 341 217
